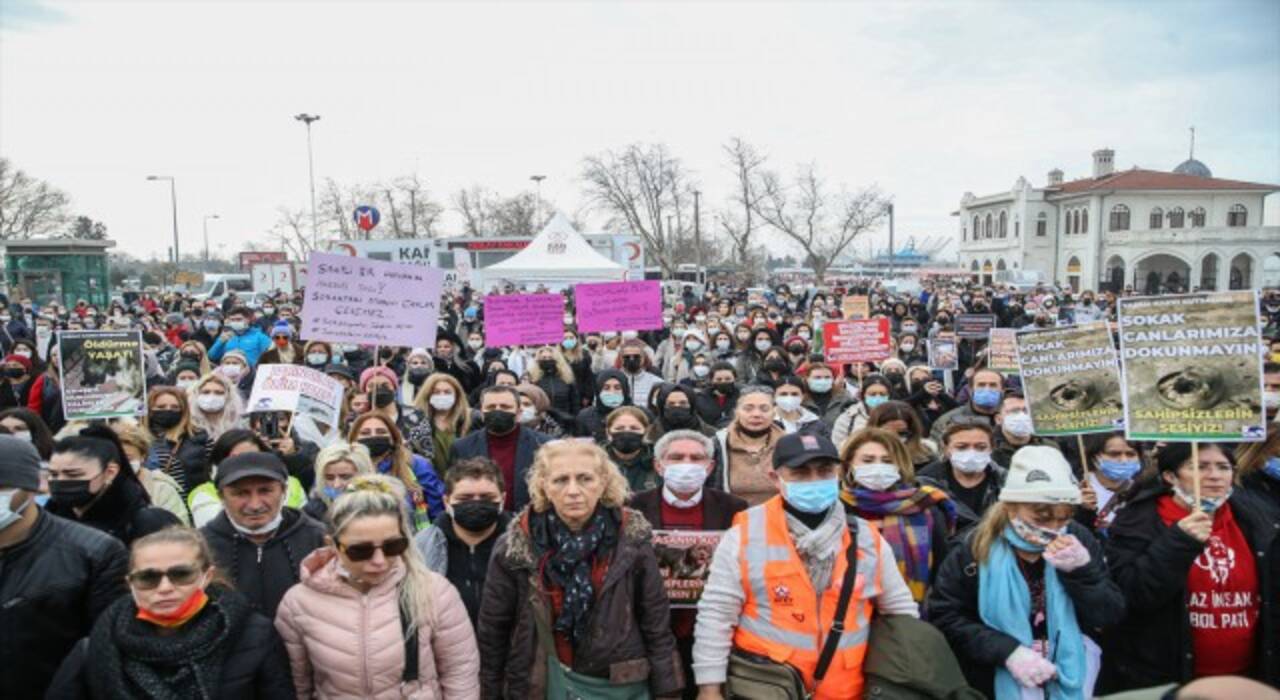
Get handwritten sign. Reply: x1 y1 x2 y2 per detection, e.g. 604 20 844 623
301 252 443 348
822 319 891 363
841 295 870 320
987 328 1020 373
484 294 565 347
955 314 997 340
574 280 662 333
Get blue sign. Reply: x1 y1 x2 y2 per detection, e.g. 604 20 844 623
353 205 380 232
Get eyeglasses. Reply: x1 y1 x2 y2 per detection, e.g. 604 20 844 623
127 564 204 590
339 536 410 562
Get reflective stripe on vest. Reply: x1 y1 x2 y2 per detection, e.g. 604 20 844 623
732 496 885 699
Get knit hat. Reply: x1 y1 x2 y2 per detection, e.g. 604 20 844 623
360 365 399 391
270 320 294 338
3 354 32 373
222 349 250 367
0 435 41 490
172 360 202 378
999 445 1081 505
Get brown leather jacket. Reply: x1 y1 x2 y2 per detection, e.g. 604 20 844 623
478 505 684 699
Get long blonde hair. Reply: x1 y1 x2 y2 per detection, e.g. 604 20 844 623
311 442 375 500
412 373 473 434
187 371 245 441
328 475 434 632
527 346 575 385
969 502 1013 564
527 440 630 513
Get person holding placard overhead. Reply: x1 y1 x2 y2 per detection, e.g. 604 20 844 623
1102 442 1278 691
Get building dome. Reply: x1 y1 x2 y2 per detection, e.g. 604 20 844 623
1173 158 1212 178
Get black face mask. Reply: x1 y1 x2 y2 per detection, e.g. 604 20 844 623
712 382 737 395
485 410 517 435
344 350 365 361
611 431 645 454
451 499 501 531
150 409 183 431
49 479 97 509
181 352 202 362
763 360 788 373
408 368 431 383
538 359 557 372
622 356 643 373
358 436 394 458
664 406 694 427
5 367 25 379
372 387 396 408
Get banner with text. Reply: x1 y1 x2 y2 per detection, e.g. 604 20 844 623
987 328 1020 373
956 314 997 340
842 295 870 320
654 530 723 609
247 364 345 445
58 330 146 420
1118 291 1265 441
484 293 566 347
823 319 891 363
574 280 663 333
301 252 443 348
1016 322 1124 436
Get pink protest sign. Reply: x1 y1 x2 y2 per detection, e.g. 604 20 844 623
301 252 443 348
822 319 891 363
574 280 663 333
484 294 565 347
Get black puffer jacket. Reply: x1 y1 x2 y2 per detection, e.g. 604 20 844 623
45 586 295 699
925 521 1124 698
45 475 180 547
535 372 580 428
152 430 214 498
915 459 1007 535
1101 483 1279 691
201 507 325 618
0 510 128 698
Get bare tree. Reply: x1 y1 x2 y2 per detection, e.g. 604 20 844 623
0 157 71 239
752 163 890 283
580 143 698 275
381 174 445 237
717 138 767 282
452 186 552 237
269 208 315 260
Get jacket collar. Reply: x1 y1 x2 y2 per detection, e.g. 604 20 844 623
503 505 651 590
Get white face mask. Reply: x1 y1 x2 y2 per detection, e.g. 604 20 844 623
951 449 991 474
662 462 709 494
1002 412 1034 438
519 407 538 424
0 489 31 531
716 339 731 351
672 328 688 338
229 508 284 537
196 394 227 412
754 339 772 353
468 339 484 350
621 331 639 340
220 365 244 380
853 462 900 491
684 339 702 352
776 395 803 413
429 393 457 411
1265 390 1280 410
691 364 710 379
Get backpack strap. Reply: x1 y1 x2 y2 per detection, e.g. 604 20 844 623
399 603 419 683
813 515 861 684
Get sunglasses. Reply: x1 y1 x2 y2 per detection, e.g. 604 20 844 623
127 564 204 590
339 536 410 562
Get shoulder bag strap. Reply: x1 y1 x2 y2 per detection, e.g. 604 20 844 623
813 516 861 684
399 603 419 683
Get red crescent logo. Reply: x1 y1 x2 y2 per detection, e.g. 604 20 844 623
335 243 357 256
625 242 640 260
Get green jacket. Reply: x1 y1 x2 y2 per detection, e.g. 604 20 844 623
863 615 984 700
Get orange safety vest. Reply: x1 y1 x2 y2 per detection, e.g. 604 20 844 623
731 495 884 700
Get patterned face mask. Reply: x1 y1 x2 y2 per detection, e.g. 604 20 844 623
1009 517 1065 548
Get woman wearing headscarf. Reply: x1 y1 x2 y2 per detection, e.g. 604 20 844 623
411 372 479 476
927 445 1124 699
215 349 254 400
514 382 567 438
274 475 479 698
831 374 894 447
186 371 245 443
479 440 682 698
572 368 631 443
142 386 213 499
48 527 295 699
300 441 375 524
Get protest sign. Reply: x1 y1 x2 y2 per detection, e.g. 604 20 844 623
987 328 1020 373
1016 322 1124 436
484 293 565 347
928 332 958 370
248 364 343 427
653 530 723 608
822 319 891 363
58 330 146 420
574 280 662 333
36 324 53 360
842 295 870 320
955 314 997 340
1118 291 1265 441
301 252 444 349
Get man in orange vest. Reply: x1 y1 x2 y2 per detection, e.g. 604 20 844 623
692 432 919 700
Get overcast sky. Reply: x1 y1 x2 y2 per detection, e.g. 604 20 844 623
2 0 1278 263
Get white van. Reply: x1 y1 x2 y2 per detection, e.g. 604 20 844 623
192 274 252 302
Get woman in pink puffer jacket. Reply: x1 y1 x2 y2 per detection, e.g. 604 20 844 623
274 475 479 699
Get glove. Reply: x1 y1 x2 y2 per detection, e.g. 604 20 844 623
1005 646 1057 688
1043 535 1091 573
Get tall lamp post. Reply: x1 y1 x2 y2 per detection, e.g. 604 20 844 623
530 174 547 231
886 202 895 280
692 189 703 283
202 214 220 265
294 113 321 250
146 175 180 264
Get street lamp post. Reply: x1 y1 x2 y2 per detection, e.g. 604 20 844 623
886 203 895 280
693 189 703 283
294 113 321 250
146 175 180 265
530 175 547 231
202 214 220 265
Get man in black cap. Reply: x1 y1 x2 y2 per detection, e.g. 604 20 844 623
200 451 325 617
0 435 128 697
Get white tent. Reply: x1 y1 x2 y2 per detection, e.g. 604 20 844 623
476 213 627 289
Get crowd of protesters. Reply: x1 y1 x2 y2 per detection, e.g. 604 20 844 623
0 279 1278 699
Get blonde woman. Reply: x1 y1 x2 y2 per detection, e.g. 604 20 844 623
113 420 190 524
301 442 375 524
527 345 579 419
175 340 213 378
411 373 478 474
142 386 212 499
187 371 246 442
274 475 479 699
478 441 682 698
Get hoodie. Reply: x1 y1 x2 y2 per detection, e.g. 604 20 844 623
200 506 327 617
574 368 633 442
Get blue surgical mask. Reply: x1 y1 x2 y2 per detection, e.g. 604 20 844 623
973 388 1002 410
781 477 840 514
599 391 624 408
562 338 578 350
1098 458 1142 482
1264 457 1280 481
808 377 833 394
322 485 344 501
864 395 887 410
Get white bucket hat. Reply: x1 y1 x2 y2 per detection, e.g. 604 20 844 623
999 445 1082 505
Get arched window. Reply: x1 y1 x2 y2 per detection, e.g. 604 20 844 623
1014 217 1020 238
1168 207 1185 228
998 211 1008 238
985 213 993 239
1109 204 1130 231
1227 204 1247 227
972 215 980 239
1200 253 1219 291
996 259 1007 271
1069 210 1077 234
1190 207 1206 227
1081 208 1089 234
1230 253 1253 289
1036 212 1047 236
970 260 980 271
1149 207 1163 229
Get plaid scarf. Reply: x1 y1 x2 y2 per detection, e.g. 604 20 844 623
841 484 956 601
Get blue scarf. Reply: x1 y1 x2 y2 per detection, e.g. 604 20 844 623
978 528 1086 699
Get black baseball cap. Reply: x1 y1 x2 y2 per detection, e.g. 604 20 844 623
215 452 288 488
324 364 357 384
772 433 840 470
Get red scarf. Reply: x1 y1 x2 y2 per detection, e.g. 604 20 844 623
1156 496 1259 676
136 589 209 629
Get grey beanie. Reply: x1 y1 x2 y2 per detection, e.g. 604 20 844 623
0 435 41 491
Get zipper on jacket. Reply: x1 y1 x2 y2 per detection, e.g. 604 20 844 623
256 545 263 564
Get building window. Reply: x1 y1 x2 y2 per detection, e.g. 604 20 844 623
1190 207 1206 227
1227 204 1247 227
1109 204 1130 231
985 213 993 239
1168 207 1185 228
1149 207 1163 229
1014 218 1020 238
1081 209 1088 234
1036 213 1047 236
998 211 1007 238
972 215 980 239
